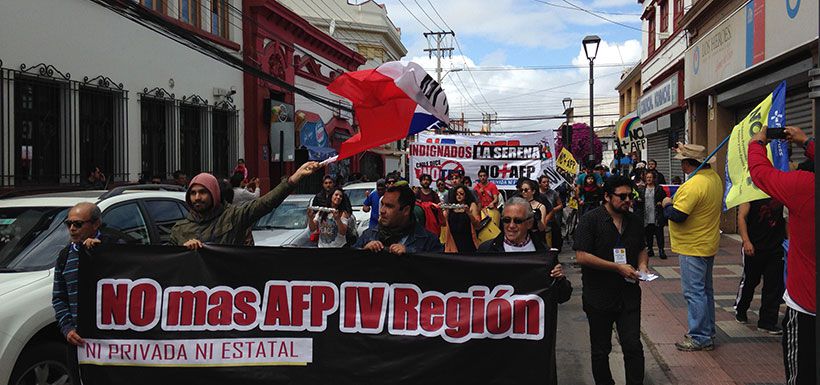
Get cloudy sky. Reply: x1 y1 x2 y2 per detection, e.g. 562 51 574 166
374 0 645 132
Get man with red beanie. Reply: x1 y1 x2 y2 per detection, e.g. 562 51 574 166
749 126 815 385
170 161 320 248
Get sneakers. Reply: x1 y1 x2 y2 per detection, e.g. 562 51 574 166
659 253 668 260
758 325 783 335
675 336 714 351
735 311 748 324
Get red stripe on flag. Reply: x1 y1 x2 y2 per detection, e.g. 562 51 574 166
328 70 418 160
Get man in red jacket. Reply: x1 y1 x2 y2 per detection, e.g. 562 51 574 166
749 126 815 385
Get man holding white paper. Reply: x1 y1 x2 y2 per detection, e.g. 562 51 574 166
574 175 650 385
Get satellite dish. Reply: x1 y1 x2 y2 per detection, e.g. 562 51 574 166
329 19 336 36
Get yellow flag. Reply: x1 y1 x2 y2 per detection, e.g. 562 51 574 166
724 94 774 209
556 148 579 176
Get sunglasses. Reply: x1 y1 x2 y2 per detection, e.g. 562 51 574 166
63 219 91 229
386 180 397 184
612 193 633 201
519 188 532 193
502 217 531 224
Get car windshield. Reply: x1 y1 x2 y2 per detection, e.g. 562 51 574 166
345 188 371 207
0 207 69 272
253 201 309 230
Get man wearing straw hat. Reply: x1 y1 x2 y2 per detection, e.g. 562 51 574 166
661 143 723 351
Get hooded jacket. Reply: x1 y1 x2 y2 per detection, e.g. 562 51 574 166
170 173 294 246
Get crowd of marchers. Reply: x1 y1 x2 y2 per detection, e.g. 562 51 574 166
50 126 815 385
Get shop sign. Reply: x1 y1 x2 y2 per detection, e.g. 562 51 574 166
685 0 818 98
638 73 681 121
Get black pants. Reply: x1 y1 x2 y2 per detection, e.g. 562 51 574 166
66 343 81 385
782 307 816 385
585 300 645 385
550 221 563 251
644 224 665 256
733 247 784 328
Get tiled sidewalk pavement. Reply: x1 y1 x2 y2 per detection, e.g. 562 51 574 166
640 233 786 384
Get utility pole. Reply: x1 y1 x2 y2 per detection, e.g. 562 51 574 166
424 31 455 83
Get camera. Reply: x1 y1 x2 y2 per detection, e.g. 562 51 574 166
766 127 786 139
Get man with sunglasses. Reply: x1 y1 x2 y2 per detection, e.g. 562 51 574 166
52 202 109 384
574 176 649 385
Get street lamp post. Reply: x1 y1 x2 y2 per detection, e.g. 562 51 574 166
562 97 573 152
583 35 601 167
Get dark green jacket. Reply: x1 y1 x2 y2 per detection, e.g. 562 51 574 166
170 179 294 245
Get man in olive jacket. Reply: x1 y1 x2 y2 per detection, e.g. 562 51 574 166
170 162 319 249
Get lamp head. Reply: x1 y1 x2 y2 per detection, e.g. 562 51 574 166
582 35 602 61
562 97 572 110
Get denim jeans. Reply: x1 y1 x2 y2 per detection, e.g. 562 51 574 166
678 255 715 346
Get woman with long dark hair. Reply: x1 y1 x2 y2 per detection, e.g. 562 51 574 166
518 179 549 245
443 185 481 253
308 188 353 248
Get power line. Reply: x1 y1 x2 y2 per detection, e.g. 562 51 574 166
422 62 638 71
413 0 444 31
396 0 432 30
94 0 351 112
532 0 642 16
559 0 645 32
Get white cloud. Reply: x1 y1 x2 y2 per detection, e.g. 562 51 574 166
402 38 640 131
479 49 507 66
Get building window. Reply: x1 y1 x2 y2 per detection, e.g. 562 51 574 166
625 88 633 112
180 0 200 27
179 105 201 175
211 0 230 40
212 110 230 177
141 0 165 14
659 0 669 33
79 89 115 182
674 0 684 31
141 98 168 181
648 14 656 55
15 78 61 185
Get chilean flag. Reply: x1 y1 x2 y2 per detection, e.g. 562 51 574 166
326 61 450 161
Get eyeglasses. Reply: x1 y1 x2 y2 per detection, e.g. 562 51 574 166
612 193 633 201
63 219 90 229
502 216 531 224
386 180 397 184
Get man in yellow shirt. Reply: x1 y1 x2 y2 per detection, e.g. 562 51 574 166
661 143 723 352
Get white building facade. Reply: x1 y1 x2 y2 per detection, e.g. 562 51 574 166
0 0 245 188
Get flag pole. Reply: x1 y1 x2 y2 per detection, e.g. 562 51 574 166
687 134 731 178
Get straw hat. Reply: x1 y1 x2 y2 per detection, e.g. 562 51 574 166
673 143 716 163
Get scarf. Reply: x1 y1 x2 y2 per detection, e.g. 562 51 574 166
377 220 415 247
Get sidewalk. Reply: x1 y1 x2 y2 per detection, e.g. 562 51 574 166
558 233 786 384
635 234 785 384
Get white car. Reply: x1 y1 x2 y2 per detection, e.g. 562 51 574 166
0 186 187 385
342 182 376 235
252 194 315 247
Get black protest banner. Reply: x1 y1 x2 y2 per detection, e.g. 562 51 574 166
78 245 560 385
